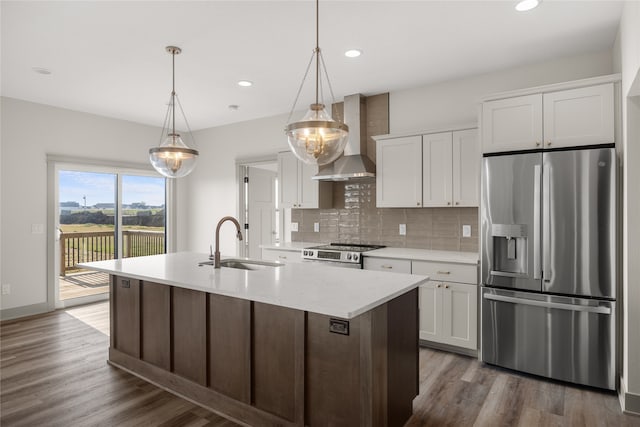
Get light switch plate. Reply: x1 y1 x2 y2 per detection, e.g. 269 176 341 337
462 225 471 237
2 284 10 295
31 223 44 234
399 224 406 236
314 222 320 232
291 222 299 232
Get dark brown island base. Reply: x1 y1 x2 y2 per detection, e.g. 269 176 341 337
109 276 419 426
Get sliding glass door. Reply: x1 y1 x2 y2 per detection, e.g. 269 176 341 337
55 166 166 307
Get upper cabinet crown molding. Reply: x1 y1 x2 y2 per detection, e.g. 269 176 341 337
373 122 477 142
479 73 621 103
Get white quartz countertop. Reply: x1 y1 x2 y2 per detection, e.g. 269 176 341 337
364 248 479 264
80 252 427 319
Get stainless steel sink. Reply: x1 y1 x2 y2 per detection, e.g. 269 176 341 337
198 258 284 270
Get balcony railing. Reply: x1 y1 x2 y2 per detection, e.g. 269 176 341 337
60 230 165 276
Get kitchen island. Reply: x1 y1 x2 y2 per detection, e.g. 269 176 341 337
81 252 428 427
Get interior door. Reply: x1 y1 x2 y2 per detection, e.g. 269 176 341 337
247 166 277 259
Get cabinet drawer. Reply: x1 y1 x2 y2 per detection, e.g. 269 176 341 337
261 248 302 263
411 260 476 284
363 257 412 274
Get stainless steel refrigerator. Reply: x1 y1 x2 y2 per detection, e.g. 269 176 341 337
480 146 616 390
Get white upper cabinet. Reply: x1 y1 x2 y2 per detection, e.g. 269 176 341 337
452 129 480 207
377 128 480 208
482 81 615 153
482 94 543 153
422 132 453 207
277 151 332 209
376 135 423 208
543 83 614 149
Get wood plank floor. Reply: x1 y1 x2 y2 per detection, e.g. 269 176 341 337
1 302 638 427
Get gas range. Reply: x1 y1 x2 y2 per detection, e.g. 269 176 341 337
302 243 385 268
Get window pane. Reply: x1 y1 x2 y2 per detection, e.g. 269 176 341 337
122 175 166 257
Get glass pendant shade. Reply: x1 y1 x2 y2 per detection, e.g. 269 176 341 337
149 133 199 178
286 103 349 166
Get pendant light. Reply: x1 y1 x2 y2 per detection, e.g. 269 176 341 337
285 0 349 166
149 46 199 178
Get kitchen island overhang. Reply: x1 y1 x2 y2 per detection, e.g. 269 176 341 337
81 252 428 426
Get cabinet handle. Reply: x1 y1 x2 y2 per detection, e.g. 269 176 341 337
417 202 421 206
437 271 450 275
447 202 451 205
278 255 287 259
382 265 393 269
436 284 442 288
536 141 541 147
546 141 552 146
455 201 460 205
445 284 450 289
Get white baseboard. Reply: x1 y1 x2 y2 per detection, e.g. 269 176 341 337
619 378 640 415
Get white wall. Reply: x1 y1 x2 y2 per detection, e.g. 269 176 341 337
0 97 162 312
614 0 640 412
390 50 613 134
186 113 290 256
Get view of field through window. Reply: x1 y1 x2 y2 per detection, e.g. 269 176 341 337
58 170 166 301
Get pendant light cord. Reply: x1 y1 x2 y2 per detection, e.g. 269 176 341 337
171 49 176 138
315 0 319 106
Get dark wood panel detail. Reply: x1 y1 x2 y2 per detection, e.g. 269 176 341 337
113 275 140 358
172 287 207 386
252 302 304 422
364 304 389 427
208 294 251 403
140 281 171 370
387 288 419 427
109 349 298 427
306 312 362 426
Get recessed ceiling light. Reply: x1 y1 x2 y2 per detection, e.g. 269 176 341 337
228 104 239 111
344 49 362 58
237 80 253 87
32 67 52 75
515 0 540 12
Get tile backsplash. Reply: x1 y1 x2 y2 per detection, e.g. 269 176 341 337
291 180 479 252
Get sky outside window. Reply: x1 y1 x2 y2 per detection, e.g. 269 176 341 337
59 171 165 206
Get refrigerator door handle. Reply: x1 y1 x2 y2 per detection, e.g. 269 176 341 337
483 293 611 315
542 162 551 282
533 164 542 280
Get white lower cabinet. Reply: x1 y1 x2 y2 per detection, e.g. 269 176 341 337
261 248 302 263
413 260 478 350
363 257 412 274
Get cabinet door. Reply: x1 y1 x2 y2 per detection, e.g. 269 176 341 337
452 129 480 207
376 136 423 208
543 83 614 149
422 132 453 207
419 282 441 341
482 94 543 153
298 161 319 208
441 282 477 350
278 151 299 208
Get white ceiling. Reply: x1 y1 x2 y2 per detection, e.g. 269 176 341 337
1 1 624 131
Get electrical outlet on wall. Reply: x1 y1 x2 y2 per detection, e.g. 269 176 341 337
314 222 320 232
291 222 299 232
462 225 472 237
2 284 11 295
399 224 407 236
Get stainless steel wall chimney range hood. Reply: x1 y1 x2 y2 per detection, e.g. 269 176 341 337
312 94 377 181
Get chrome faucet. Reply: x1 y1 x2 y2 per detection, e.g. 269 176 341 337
214 216 243 268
